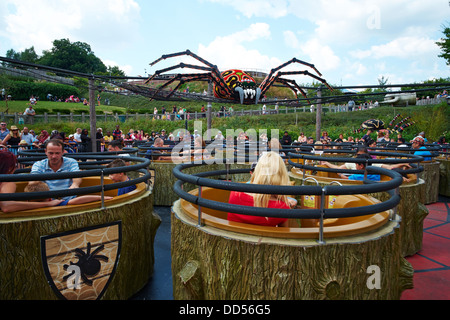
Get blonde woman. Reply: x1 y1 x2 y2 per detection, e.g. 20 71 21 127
228 151 291 226
2 125 21 155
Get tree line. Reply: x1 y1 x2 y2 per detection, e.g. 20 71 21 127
3 38 125 77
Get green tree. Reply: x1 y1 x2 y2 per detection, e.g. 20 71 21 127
436 24 450 65
5 46 39 64
96 65 127 78
38 38 107 74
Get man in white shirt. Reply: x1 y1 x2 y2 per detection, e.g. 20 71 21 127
24 105 36 124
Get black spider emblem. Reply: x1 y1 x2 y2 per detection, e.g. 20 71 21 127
63 242 109 286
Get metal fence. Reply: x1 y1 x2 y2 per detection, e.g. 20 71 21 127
0 104 378 125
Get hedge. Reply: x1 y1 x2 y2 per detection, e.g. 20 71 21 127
8 81 80 101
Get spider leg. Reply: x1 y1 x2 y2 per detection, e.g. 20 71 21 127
146 50 234 97
275 78 311 103
150 49 219 72
93 254 109 262
62 262 77 280
74 248 86 259
151 73 216 100
81 273 93 286
90 244 105 257
260 57 322 89
145 63 213 83
261 70 332 102
277 71 333 91
86 242 92 255
259 58 332 100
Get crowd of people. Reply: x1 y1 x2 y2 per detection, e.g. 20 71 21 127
0 116 445 224
0 122 179 155
224 128 442 227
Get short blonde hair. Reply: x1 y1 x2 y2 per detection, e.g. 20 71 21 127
24 181 50 193
250 151 290 208
24 182 51 202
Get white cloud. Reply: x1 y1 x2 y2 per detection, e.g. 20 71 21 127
288 0 448 43
197 23 281 71
351 37 440 60
299 39 341 72
1 0 140 53
206 0 288 18
283 30 299 49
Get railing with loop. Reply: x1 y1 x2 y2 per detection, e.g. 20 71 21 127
172 158 403 244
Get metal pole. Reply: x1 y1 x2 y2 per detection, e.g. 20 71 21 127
207 81 213 141
315 85 323 142
197 186 203 227
318 188 326 245
89 77 97 153
100 169 105 210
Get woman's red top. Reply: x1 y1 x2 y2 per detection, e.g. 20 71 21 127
228 191 288 227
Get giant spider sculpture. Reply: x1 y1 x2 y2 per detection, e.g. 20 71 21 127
121 50 333 105
355 115 415 135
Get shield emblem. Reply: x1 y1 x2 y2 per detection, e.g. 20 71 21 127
41 221 122 300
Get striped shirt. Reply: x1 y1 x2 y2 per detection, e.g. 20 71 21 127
30 157 80 200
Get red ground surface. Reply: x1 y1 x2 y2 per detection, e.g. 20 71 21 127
401 196 450 300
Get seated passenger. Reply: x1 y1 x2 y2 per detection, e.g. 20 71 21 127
0 150 62 213
29 139 82 201
193 137 207 160
24 181 113 205
106 159 137 196
320 146 410 171
337 154 380 181
145 138 172 161
411 136 432 161
247 161 297 208
107 139 131 157
228 151 291 227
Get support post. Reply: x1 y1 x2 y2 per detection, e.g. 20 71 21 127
89 77 97 153
315 85 323 141
207 81 213 140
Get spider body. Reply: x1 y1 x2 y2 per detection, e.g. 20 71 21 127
63 242 108 286
215 69 261 104
144 50 333 105
361 119 385 131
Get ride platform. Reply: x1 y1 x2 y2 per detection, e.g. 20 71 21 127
134 194 450 300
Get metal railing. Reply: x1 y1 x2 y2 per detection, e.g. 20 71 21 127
0 155 151 209
172 157 403 244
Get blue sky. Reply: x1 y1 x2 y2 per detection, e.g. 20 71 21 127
0 0 448 88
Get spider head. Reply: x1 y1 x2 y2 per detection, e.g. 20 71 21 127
215 69 262 105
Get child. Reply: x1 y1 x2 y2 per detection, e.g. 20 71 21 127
337 154 380 181
106 159 137 195
25 181 113 205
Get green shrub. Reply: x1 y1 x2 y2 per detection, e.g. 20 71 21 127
8 80 80 100
34 107 50 113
